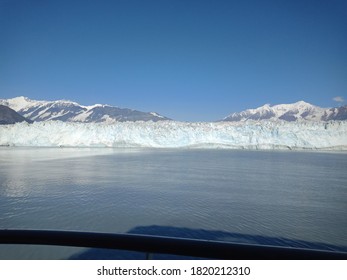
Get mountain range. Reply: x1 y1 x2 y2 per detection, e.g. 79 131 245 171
0 96 170 123
222 101 347 122
0 96 346 124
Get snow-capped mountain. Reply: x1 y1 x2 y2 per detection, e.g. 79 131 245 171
0 105 33 125
0 96 170 123
223 101 347 122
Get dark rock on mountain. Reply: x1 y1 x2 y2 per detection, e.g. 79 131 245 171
0 105 33 125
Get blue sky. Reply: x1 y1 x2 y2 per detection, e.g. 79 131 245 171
1 0 346 121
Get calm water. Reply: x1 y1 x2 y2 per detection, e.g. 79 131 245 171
0 147 346 259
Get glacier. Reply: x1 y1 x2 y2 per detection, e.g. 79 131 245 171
0 120 346 150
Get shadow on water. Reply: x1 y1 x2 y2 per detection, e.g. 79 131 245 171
69 225 347 259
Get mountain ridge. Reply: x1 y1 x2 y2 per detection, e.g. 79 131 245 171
222 101 347 122
0 96 346 123
0 96 170 123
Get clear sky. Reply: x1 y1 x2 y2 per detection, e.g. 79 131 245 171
1 0 346 121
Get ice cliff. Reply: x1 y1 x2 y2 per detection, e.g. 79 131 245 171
0 121 346 150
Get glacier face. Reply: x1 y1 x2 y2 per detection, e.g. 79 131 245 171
0 121 346 150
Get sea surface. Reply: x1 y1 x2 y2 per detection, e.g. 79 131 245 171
0 147 346 259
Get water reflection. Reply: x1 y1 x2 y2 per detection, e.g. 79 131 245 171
0 147 346 259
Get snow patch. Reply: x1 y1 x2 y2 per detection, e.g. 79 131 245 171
72 110 93 122
150 112 165 118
